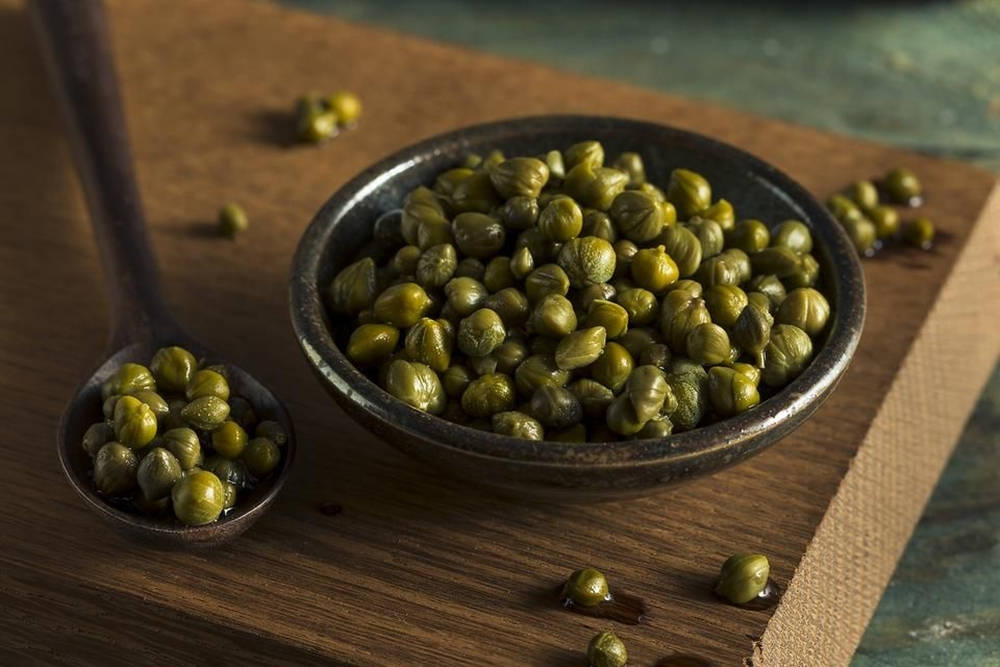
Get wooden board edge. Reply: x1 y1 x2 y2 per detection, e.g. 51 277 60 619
751 180 1000 666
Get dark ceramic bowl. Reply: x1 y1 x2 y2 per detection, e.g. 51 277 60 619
58 340 296 548
290 115 865 501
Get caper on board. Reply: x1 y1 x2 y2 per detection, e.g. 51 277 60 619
326 141 834 441
81 346 285 526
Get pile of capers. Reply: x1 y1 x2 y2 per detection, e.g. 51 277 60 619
828 166 935 255
295 91 362 144
327 141 832 442
81 346 287 525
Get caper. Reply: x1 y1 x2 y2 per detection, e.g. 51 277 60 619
847 180 879 210
564 140 605 170
762 324 813 387
500 195 540 230
558 236 616 288
149 346 197 393
328 257 378 315
700 198 736 230
746 274 786 311
903 217 935 248
243 437 281 477
530 294 577 338
172 470 225 526
555 326 607 371
113 395 158 449
385 359 446 414
733 302 774 366
705 284 749 329
491 411 544 440
638 343 672 371
617 327 660 359
452 212 506 259
727 219 770 253
575 282 617 314
686 322 732 366
715 553 770 605
844 217 877 255
616 287 659 326
659 289 711 354
666 360 709 431
609 190 665 243
100 362 156 401
538 195 583 242
590 342 634 393
750 246 800 279
181 396 230 431
489 157 550 199
82 422 115 458
94 442 138 496
630 245 678 294
868 205 900 240
186 368 230 402
454 257 486 282
569 379 615 419
771 219 813 255
657 224 702 277
827 193 863 224
882 167 922 205
689 217 727 259
255 420 288 447
405 318 453 371
613 151 645 186
667 168 712 218
587 630 628 667
416 243 458 288
131 390 169 422
562 567 610 606
373 282 431 327
776 287 830 336
211 420 248 459
785 253 820 289
708 366 760 417
528 385 583 428
392 245 422 276
347 323 400 365
626 365 672 423
581 209 617 242
449 171 500 214
514 354 571 397
136 447 183 501
461 373 516 418
160 427 202 470
442 364 473 398
637 414 674 439
483 287 530 328
585 299 629 339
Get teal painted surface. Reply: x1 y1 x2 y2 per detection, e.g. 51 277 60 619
279 1 1000 662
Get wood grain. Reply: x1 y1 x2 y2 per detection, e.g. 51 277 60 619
0 0 997 665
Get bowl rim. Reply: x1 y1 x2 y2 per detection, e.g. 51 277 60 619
289 114 865 468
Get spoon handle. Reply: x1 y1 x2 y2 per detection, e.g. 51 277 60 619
29 0 179 349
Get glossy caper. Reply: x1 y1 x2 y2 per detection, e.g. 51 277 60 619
160 427 202 470
243 437 281 477
385 359 446 414
555 326 607 371
746 274 786 311
609 189 665 243
373 282 431 327
612 151 645 186
569 378 615 419
326 90 362 125
181 396 230 431
404 318 451 371
415 243 457 288
659 289 711 353
255 420 288 448
113 395 158 449
771 219 813 255
785 253 820 289
575 282 617 314
82 422 115 458
708 366 760 417
762 324 813 387
705 284 748 329
564 141 605 170
667 168 712 218
733 302 774 366
185 369 230 402
557 236 616 288
847 180 879 210
149 346 196 393
750 246 800 278
585 299 629 339
401 186 446 245
449 171 500 214
637 343 672 372
562 567 610 606
720 248 752 283
514 354 570 398
844 217 877 255
657 224 702 277
686 322 732 366
528 385 583 429
827 193 863 224
615 287 658 326
626 365 672 423
452 212 506 259
453 257 486 282
666 361 709 431
777 287 830 336
130 389 168 423
715 553 770 605
100 362 156 401
433 168 473 198
882 167 922 205
590 342 634 393
629 245 678 294
211 420 248 459
700 198 736 230
94 442 138 496
903 217 935 248
669 278 704 298
171 470 225 526
461 373 516 418
581 209 617 242
136 447 183 501
687 217 725 258
328 257 378 315
529 293 577 339
500 195 540 231
347 323 400 365
488 157 549 200
537 195 583 242
727 219 770 253
491 411 544 440
696 254 741 287
868 205 900 240
587 630 628 667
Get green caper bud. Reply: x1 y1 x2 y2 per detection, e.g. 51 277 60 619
686 323 732 366
483 287 530 327
904 217 935 248
543 149 566 179
530 294 577 338
217 202 248 238
82 422 114 458
562 567 610 606
609 189 665 243
556 236 616 288
585 299 629 339
696 254 741 287
590 342 634 393
669 279 704 298
659 289 712 353
750 246 801 278
373 282 431 327
483 256 516 292
401 186 447 246
441 365 473 398
721 248 752 283
514 354 571 397
626 365 672 423
327 257 378 315
347 323 400 365
762 324 813 387
160 427 202 470
449 171 500 214
255 420 288 447
705 284 748 329
667 168 712 218
136 447 183 501
538 195 583 242
630 245 679 294
882 167 922 205
569 379 615 419
149 346 197 393
688 217 726 258
495 339 529 375
564 140 605 170
500 195 540 230
181 396 231 431
715 553 770 604
186 369 230 402
491 411 544 440
699 198 736 231
480 149 506 171
568 164 632 212
392 245 422 276
326 90 361 124
243 437 281 477
509 247 535 281
606 394 645 436
416 243 457 288
433 167 474 198
221 482 238 511
733 302 774 366
403 318 451 371
657 224 702 277
587 630 628 667
666 361 709 431
528 385 583 428
612 239 638 280
455 257 486 282
555 326 607 371
612 151 645 186
205 455 252 489
747 291 773 316
746 274 786 311
847 180 880 210
581 210 617 242
826 193 863 224
171 470 225 526
632 181 666 201
617 327 660 359
708 366 761 417
637 413 674 438
868 205 900 239
461 373 516 418
457 308 506 357
726 219 770 253
113 395 158 449
489 157 549 199
385 359 446 414
444 276 488 318
100 362 156 401
638 343 672 371
94 442 138 496
210 420 248 459
844 217 877 255
771 219 813 255
777 288 830 336
296 106 337 143
131 390 169 422
575 282 617 314
615 287 658 326
784 253 820 289
731 362 762 385
451 212 506 259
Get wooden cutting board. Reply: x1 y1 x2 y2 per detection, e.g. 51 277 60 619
1 1 997 664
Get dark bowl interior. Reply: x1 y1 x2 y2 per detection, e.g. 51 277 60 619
58 339 296 547
290 115 865 501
